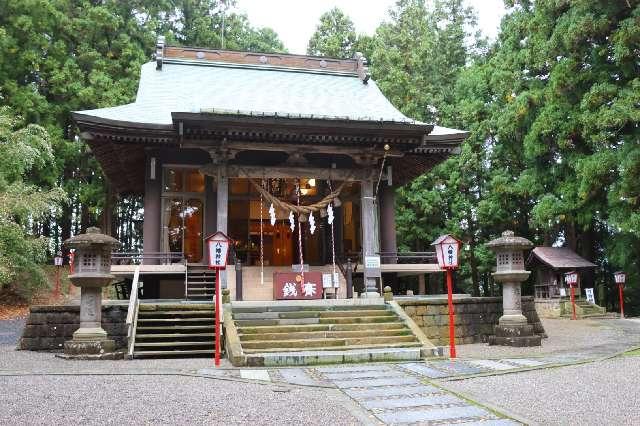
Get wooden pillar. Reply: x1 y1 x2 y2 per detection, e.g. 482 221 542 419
361 179 380 296
418 274 426 295
204 175 217 265
379 185 397 263
216 166 228 289
143 154 161 264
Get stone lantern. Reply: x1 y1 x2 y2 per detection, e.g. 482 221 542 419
63 227 120 357
486 230 541 346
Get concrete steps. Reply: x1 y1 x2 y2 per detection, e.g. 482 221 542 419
232 304 422 366
133 304 218 358
186 264 216 300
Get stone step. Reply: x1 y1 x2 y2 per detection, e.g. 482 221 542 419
241 335 418 350
135 341 215 348
138 310 214 316
243 341 422 354
245 347 422 366
137 317 214 323
137 325 214 331
235 315 400 327
239 328 412 341
232 310 394 320
139 304 214 311
136 333 215 339
238 322 406 334
232 305 387 314
133 349 213 358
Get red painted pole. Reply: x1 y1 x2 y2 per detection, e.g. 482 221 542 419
619 284 625 319
570 286 577 320
215 268 221 367
446 269 456 358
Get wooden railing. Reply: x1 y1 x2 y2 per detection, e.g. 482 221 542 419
112 251 184 265
378 251 437 264
125 266 141 359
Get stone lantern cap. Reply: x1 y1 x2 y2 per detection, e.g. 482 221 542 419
486 230 533 252
64 227 120 249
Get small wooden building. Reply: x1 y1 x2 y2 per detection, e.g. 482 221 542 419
526 247 597 299
72 38 467 301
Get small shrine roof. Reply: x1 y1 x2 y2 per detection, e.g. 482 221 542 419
526 247 597 270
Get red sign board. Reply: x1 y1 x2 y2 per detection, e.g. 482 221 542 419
273 272 323 300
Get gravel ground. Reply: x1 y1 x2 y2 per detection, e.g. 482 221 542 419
457 318 640 359
0 375 368 425
443 355 640 425
0 318 25 345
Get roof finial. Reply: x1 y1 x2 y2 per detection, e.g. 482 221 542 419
355 52 370 84
156 35 165 70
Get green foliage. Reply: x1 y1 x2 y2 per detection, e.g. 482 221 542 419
307 7 358 58
0 107 65 294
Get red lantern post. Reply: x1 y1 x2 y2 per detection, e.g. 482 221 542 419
205 231 231 367
564 271 579 320
614 271 626 319
53 251 63 299
432 235 462 358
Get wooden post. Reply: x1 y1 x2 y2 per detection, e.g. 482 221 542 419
418 274 426 295
235 259 243 301
216 167 228 289
446 269 457 358
215 268 221 367
346 258 353 299
361 180 380 297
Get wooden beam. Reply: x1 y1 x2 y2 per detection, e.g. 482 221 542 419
200 164 375 181
184 141 404 158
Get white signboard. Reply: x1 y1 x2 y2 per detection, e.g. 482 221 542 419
364 255 381 278
54 257 63 266
206 232 231 269
585 288 595 304
322 273 333 289
559 288 566 297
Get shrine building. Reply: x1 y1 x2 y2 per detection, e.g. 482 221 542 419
72 37 467 302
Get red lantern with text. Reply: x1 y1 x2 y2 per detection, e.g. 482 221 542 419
205 231 231 367
614 271 626 319
432 235 462 358
564 271 579 320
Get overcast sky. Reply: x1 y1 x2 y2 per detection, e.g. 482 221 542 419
234 0 507 55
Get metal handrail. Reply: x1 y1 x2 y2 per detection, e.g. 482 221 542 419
377 251 437 264
112 251 184 265
126 266 141 359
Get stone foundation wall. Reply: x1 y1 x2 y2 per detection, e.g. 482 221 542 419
397 296 546 345
18 304 127 351
535 299 563 318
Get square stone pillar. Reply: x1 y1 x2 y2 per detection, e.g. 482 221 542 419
360 179 380 297
216 166 229 289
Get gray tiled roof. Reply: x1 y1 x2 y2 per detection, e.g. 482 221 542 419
76 61 426 126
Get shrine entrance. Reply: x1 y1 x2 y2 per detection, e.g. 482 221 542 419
227 177 361 269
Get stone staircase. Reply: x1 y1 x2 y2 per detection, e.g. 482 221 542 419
132 304 217 358
560 299 612 319
186 264 216 300
231 303 424 366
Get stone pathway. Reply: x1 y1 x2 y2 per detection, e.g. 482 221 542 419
313 364 518 425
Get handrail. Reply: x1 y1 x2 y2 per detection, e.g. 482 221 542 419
126 266 141 359
112 251 184 265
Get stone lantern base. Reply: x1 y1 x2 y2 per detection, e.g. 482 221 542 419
489 323 541 347
63 327 118 359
